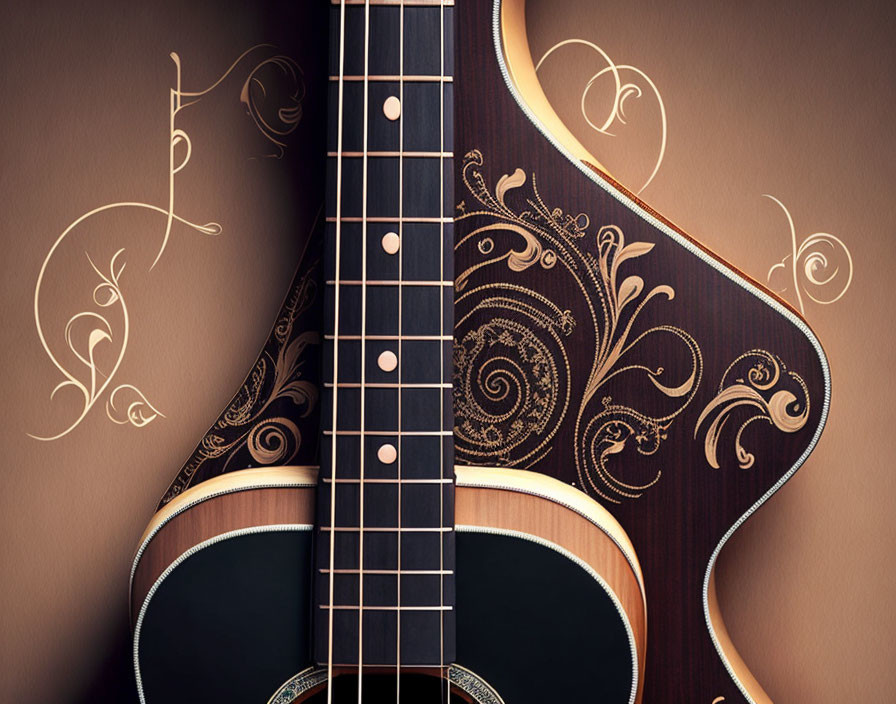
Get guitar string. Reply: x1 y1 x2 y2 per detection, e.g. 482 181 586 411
440 2 448 702
327 0 348 702
330 6 449 700
396 0 405 701
358 0 372 701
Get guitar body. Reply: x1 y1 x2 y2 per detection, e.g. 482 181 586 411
132 0 830 702
131 467 643 703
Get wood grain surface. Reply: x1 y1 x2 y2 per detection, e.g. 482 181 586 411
452 1 828 701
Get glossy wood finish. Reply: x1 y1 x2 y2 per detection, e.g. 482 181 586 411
132 466 640 703
131 468 317 625
453 1 829 701
455 466 645 703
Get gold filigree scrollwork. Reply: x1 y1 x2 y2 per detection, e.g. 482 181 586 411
454 305 572 467
30 46 304 441
695 350 810 469
764 195 853 315
535 39 667 194
454 150 702 502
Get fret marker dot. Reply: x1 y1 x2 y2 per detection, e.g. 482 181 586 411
377 443 397 464
383 95 401 121
378 350 398 372
381 231 400 255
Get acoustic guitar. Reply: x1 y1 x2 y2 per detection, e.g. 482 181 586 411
130 1 829 702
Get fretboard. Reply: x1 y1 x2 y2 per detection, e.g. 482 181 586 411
314 0 456 669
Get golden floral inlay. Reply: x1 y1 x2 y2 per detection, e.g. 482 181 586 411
453 150 702 503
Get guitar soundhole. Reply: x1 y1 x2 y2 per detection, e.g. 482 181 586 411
272 665 503 704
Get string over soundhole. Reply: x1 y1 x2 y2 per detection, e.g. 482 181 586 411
268 665 504 704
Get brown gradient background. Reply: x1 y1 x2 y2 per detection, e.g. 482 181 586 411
0 1 893 702
528 0 896 700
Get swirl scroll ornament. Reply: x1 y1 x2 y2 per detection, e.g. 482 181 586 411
106 384 164 429
159 247 320 505
30 46 304 441
764 195 853 315
241 54 305 158
455 150 702 502
535 39 667 194
695 350 810 470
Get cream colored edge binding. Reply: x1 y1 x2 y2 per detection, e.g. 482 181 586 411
456 525 638 704
132 524 314 704
129 466 319 591
455 466 644 597
133 468 639 702
494 2 831 702
497 0 611 175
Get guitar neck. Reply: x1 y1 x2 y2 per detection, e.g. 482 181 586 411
314 0 457 669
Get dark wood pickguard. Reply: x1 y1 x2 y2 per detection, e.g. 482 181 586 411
452 2 828 702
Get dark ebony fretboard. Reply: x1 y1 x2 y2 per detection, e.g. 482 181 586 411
314 0 456 669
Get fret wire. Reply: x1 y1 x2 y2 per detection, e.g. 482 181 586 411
330 663 445 669
323 430 452 436
322 478 453 484
326 216 452 223
320 526 453 533
324 382 452 388
332 1 453 5
325 334 453 340
320 569 453 575
329 75 453 82
325 280 454 287
331 1 453 5
320 605 454 611
327 151 454 158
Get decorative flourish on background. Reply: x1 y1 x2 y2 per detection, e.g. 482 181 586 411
695 350 809 469
241 54 305 158
764 195 853 315
454 150 702 503
106 383 164 429
535 39 667 194
30 45 304 441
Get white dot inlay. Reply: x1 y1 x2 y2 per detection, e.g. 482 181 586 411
377 350 398 372
377 443 397 464
381 231 400 255
383 95 401 121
